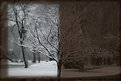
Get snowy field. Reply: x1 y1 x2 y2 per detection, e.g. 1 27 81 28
8 61 57 77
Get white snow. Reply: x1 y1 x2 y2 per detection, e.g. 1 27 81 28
8 61 57 77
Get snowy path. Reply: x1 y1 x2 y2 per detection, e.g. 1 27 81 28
8 61 57 77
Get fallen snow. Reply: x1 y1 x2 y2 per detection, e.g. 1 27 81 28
8 61 57 77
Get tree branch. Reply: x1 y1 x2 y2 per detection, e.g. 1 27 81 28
34 23 58 62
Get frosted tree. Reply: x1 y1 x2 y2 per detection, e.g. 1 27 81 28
8 4 62 80
22 4 61 79
8 4 30 68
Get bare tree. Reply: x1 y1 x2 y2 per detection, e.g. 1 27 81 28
22 4 62 80
8 4 66 80
8 4 30 68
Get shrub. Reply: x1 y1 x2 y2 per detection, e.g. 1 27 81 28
63 55 85 70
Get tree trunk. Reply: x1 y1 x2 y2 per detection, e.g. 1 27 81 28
37 52 40 63
57 63 61 81
33 53 36 63
20 41 28 68
8 57 14 62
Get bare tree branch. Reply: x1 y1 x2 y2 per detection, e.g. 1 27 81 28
34 22 58 63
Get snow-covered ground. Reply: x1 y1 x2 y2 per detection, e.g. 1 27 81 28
8 61 57 77
6 60 121 78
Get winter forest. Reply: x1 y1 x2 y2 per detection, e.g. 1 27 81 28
1 2 120 80
8 4 59 77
